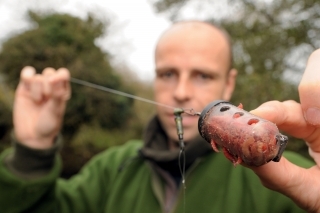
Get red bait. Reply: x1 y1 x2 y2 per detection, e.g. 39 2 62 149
198 100 288 167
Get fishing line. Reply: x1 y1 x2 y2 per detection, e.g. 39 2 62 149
179 146 186 212
174 108 187 213
70 77 176 110
70 77 200 115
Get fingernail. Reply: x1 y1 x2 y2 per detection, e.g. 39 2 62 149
305 107 320 126
22 66 35 77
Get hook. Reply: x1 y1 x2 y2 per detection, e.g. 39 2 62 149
174 108 185 150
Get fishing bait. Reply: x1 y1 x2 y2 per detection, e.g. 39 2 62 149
198 100 288 167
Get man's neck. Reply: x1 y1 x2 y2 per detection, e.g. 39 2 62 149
168 139 181 150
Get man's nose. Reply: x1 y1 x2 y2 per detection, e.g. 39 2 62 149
173 76 191 102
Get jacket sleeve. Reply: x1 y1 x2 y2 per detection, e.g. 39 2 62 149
0 138 142 213
0 148 62 213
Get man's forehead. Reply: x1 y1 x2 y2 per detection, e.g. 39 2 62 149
155 21 232 71
156 22 229 53
160 22 225 41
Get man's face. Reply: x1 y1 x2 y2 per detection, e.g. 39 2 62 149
154 24 236 144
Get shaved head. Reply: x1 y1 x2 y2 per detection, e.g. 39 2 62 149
155 21 233 72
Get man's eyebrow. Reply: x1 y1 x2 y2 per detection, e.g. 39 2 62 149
192 68 222 78
155 67 176 72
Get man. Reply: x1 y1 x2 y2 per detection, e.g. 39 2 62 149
0 21 319 212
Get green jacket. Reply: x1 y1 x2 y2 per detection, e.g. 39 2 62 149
0 140 313 213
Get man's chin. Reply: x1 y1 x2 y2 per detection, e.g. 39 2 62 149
168 131 199 143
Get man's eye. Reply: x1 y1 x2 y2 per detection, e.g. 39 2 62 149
159 71 175 79
196 73 212 80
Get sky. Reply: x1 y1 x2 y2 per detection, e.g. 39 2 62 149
0 0 172 81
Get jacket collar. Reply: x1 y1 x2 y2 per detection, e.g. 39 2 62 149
139 116 213 175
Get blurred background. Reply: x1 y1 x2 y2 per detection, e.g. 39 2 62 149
0 0 319 178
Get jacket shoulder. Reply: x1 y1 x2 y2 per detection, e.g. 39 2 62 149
81 140 144 175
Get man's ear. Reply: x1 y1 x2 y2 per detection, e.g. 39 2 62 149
223 68 237 101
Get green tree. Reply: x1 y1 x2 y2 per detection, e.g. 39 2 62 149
0 11 134 140
0 83 13 150
151 0 320 158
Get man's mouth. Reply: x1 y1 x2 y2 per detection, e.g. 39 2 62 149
166 112 199 127
181 114 199 126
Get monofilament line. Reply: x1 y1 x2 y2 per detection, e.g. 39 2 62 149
70 77 176 110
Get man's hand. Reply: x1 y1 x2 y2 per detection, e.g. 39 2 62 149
13 66 70 149
249 49 320 212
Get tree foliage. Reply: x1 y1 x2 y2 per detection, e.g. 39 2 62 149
0 83 13 149
151 0 320 158
0 11 134 140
